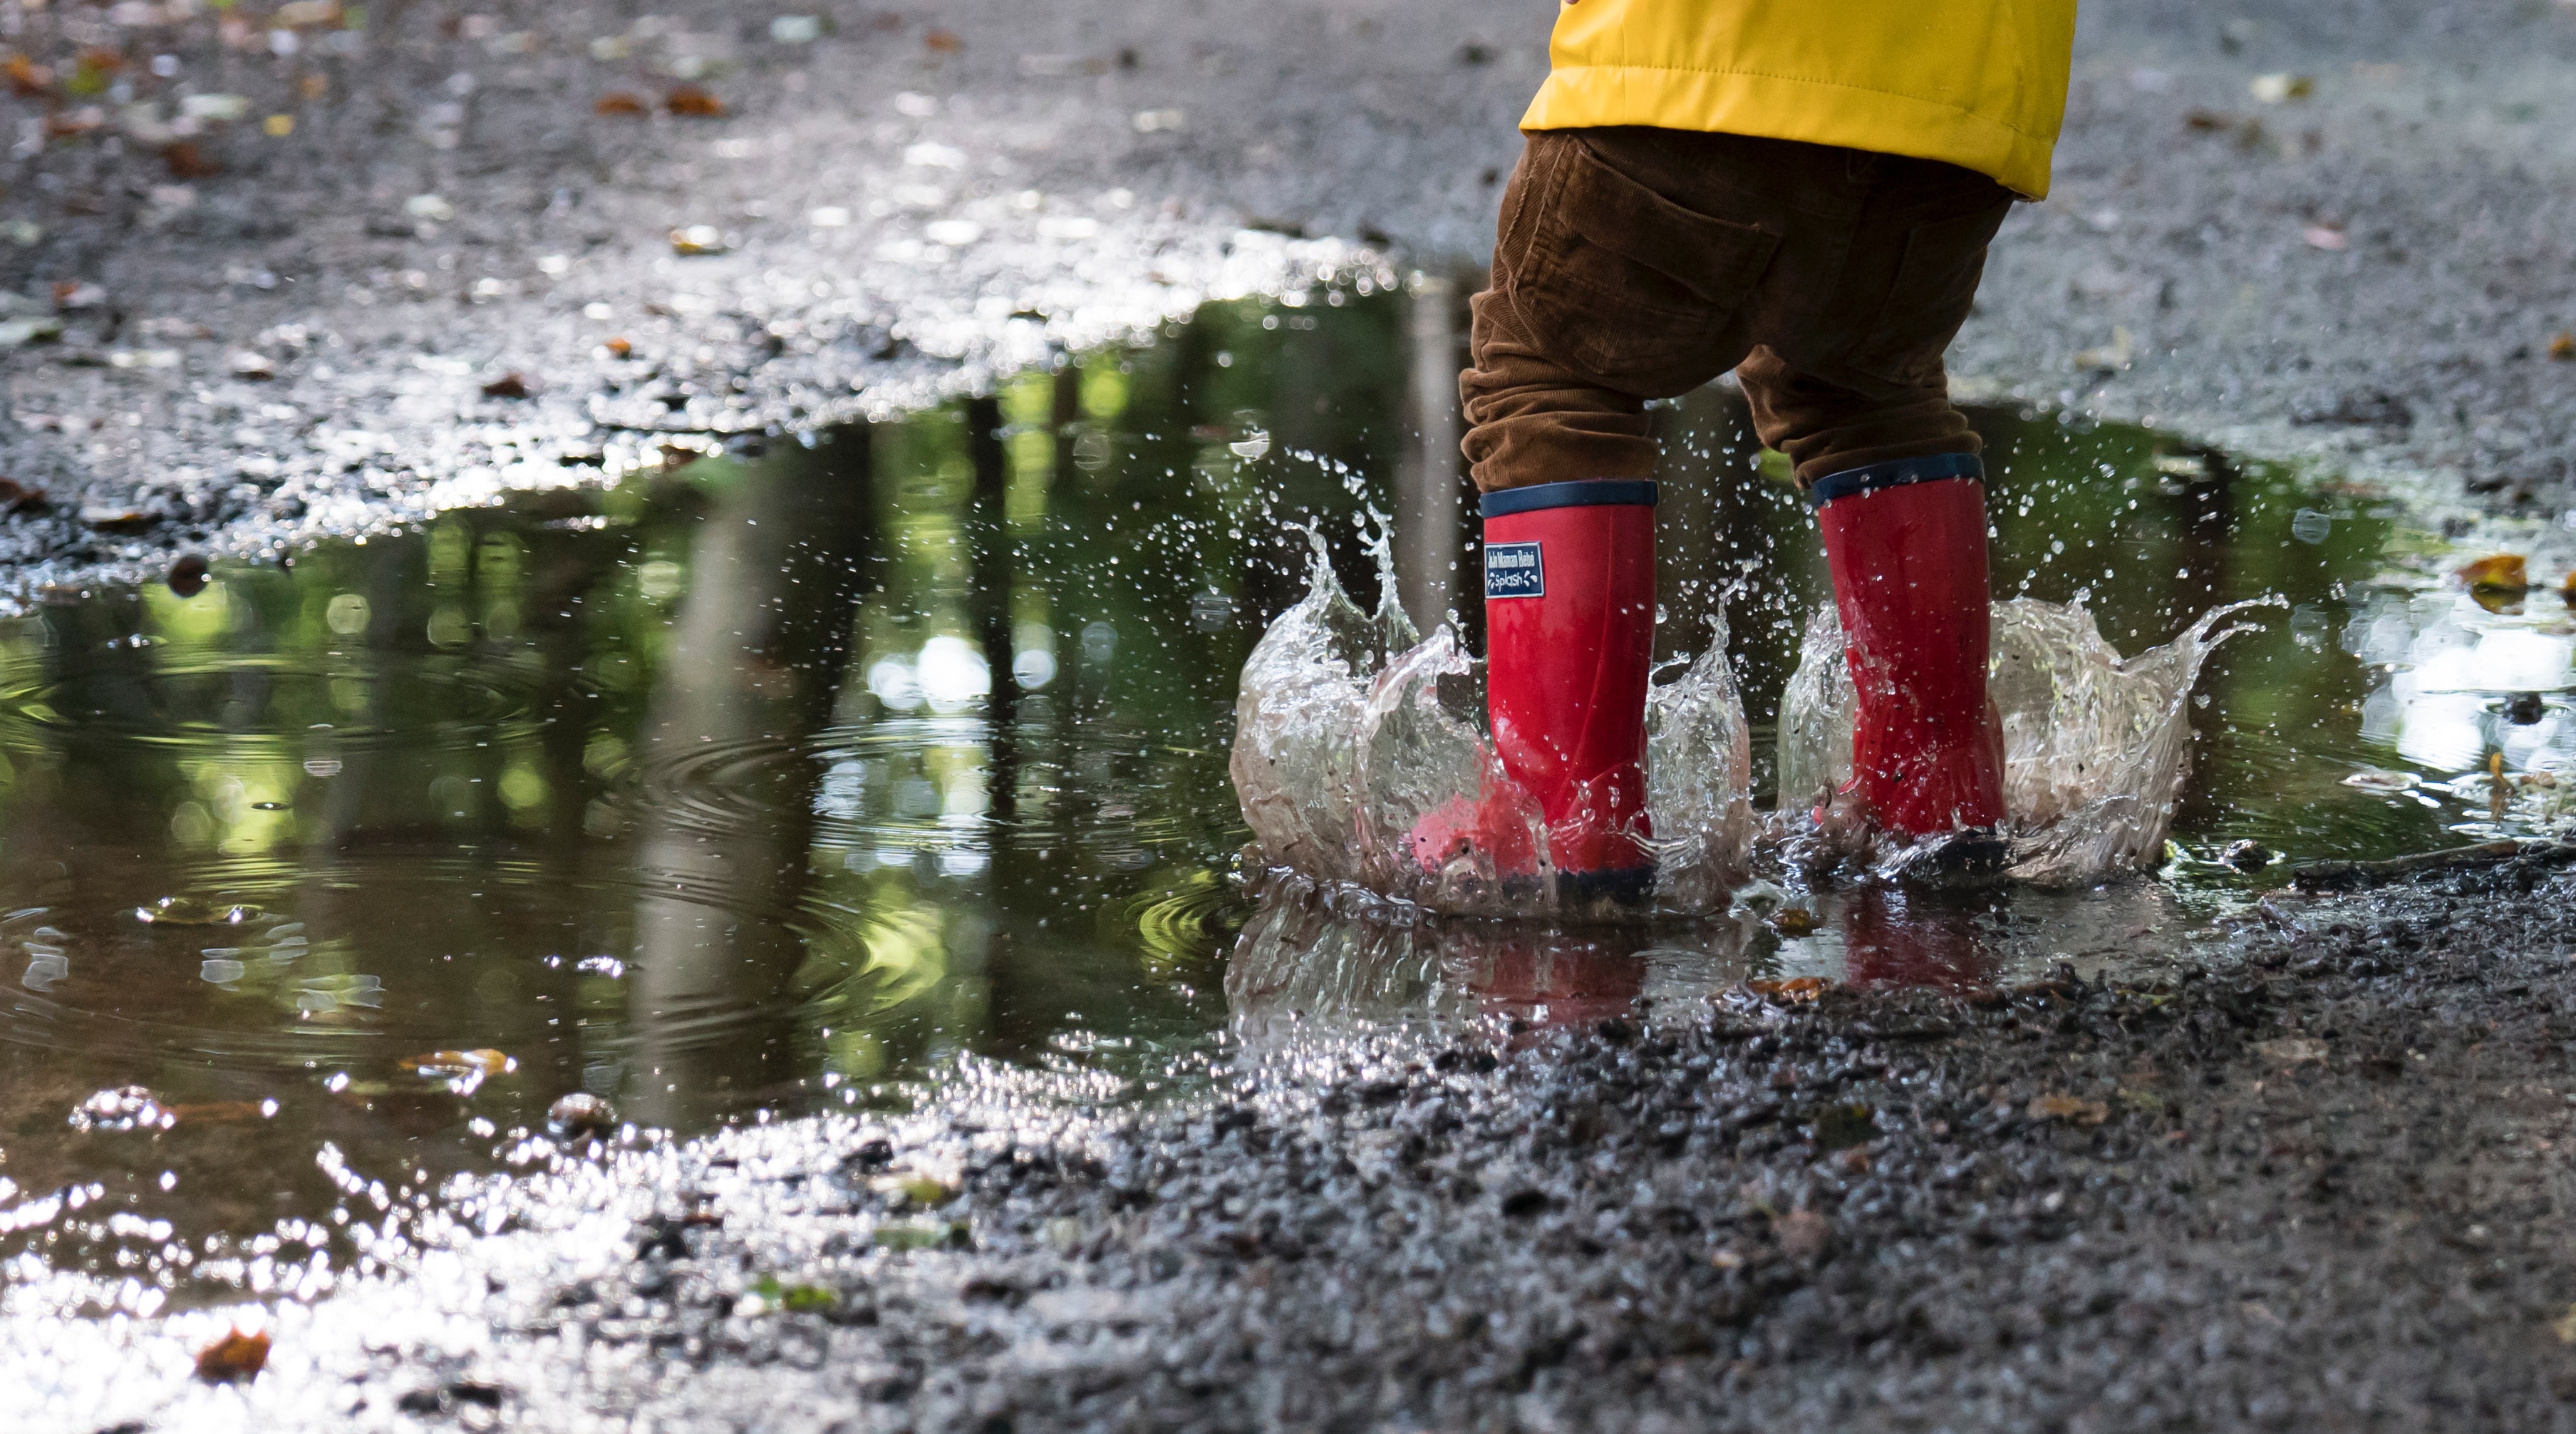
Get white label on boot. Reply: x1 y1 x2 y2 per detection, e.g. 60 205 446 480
1485 541 1543 599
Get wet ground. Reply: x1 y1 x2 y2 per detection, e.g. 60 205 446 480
2 296 2571 1389
2 0 2576 597
0 0 2571 1425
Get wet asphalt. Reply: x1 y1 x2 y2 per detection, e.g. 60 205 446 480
11 0 2576 1428
1 0 2574 599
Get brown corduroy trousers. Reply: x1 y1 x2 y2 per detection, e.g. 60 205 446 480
1462 127 2016 491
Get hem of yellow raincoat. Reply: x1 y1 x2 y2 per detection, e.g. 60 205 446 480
1519 65 2057 200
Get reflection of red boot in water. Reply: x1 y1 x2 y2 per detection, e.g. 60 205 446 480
1409 480 1660 907
1836 888 1990 990
1813 459 2009 882
1471 930 1650 1031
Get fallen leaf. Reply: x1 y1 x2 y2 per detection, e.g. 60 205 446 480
745 1274 838 1312
400 1048 515 1078
664 85 727 118
2457 554 2528 591
594 91 649 117
2249 72 2314 103
668 225 728 255
1747 976 1831 1004
227 350 275 380
2028 1093 2110 1124
1770 1208 1828 1261
602 336 632 358
6 53 53 97
2553 1304 2576 1345
922 27 963 53
0 316 62 348
872 1172 959 1207
195 1328 269 1384
0 478 48 512
1768 908 1817 937
2254 1036 2328 1066
2550 331 2575 361
480 371 530 399
2563 571 2575 609
162 140 220 179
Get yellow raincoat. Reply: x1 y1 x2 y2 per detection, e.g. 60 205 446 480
1519 0 2079 199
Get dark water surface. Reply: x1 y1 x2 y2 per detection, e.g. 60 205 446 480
1 292 2567 1305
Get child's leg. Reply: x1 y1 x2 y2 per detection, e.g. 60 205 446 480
1740 319 2008 860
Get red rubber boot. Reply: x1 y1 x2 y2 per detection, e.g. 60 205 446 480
1811 455 2007 877
1411 479 1659 905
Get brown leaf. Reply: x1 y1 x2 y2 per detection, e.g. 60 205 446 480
195 1329 269 1383
1747 976 1831 1004
2550 331 2575 362
922 27 963 52
6 53 52 97
399 1048 514 1078
0 477 48 512
2028 1093 2110 1125
664 85 728 118
162 140 220 179
480 371 530 400
602 336 632 358
2456 554 2528 592
594 91 649 118
1768 908 1817 937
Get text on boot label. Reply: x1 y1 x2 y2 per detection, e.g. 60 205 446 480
1485 542 1544 599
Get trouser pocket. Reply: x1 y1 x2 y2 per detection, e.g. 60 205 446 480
1499 133 1781 400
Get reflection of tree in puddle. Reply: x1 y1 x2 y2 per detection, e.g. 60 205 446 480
1226 876 2198 1046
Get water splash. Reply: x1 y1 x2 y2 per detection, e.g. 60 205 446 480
1229 525 1754 916
1236 530 2276 905
1776 597 2280 884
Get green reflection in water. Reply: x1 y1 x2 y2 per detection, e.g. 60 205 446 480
0 287 2562 1303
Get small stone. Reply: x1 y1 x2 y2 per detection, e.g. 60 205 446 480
167 554 209 597
2221 840 2275 872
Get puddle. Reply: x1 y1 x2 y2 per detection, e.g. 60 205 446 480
0 290 2568 1311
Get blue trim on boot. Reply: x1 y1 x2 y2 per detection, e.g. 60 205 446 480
1806 453 1983 510
1479 479 1660 519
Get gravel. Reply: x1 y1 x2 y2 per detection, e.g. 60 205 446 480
11 2 2576 1428
1 0 2575 601
19 848 2576 1431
